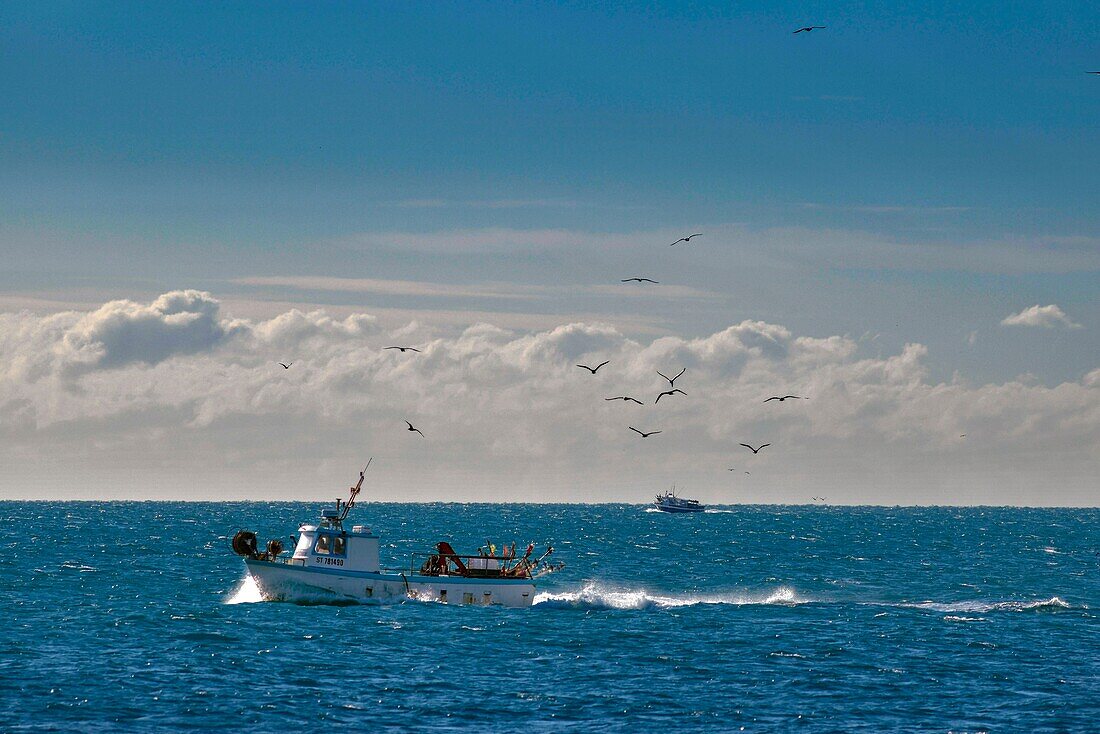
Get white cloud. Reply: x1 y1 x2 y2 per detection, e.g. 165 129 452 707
1 290 247 382
1 292 1097 503
1001 304 1082 329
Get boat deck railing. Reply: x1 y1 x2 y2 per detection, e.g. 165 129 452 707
411 552 533 579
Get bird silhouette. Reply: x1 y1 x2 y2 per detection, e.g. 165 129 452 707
405 420 425 437
605 396 645 405
793 26 826 33
621 277 659 284
655 388 687 403
669 233 702 246
764 395 804 402
384 346 421 353
728 468 749 475
577 361 610 374
629 426 662 438
740 443 771 454
277 362 293 370
657 367 686 387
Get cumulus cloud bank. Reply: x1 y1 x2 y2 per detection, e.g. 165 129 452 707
1 292 1097 503
1001 304 1082 329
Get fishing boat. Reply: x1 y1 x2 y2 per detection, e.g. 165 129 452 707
653 487 706 513
232 462 562 608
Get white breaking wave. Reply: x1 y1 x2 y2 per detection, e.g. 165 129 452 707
898 596 1074 613
225 575 264 604
532 582 808 610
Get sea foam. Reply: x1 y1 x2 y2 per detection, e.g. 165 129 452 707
533 582 807 610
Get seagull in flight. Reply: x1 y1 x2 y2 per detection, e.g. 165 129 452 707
384 346 421 353
728 468 750 475
669 233 702 246
629 427 662 438
764 395 804 402
577 361 610 374
655 389 687 403
657 368 686 387
277 362 293 370
605 396 645 405
404 420 425 437
740 443 771 454
793 26 826 33
621 277 659 284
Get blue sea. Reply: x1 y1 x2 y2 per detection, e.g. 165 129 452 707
2 502 1097 732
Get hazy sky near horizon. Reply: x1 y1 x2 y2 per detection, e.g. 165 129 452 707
1 3 1097 503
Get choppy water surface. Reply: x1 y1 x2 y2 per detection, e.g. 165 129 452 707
2 502 1097 732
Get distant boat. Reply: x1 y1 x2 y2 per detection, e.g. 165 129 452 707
653 487 706 513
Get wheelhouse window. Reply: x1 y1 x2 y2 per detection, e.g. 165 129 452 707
313 534 347 556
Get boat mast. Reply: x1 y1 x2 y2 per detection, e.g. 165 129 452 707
340 457 372 522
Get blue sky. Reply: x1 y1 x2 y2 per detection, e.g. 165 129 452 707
1 2 1099 500
3 3 1098 367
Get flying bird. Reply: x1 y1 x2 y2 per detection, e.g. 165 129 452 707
764 395 804 402
669 233 702 246
384 346 421 353
404 420 425 437
629 426 662 438
740 443 771 454
621 277 659 284
605 396 645 405
657 367 686 387
577 361 610 374
793 26 826 33
277 362 293 370
655 389 687 403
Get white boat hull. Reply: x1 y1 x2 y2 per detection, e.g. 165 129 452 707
246 559 537 608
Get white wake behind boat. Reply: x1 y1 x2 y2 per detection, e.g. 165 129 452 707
233 462 562 608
